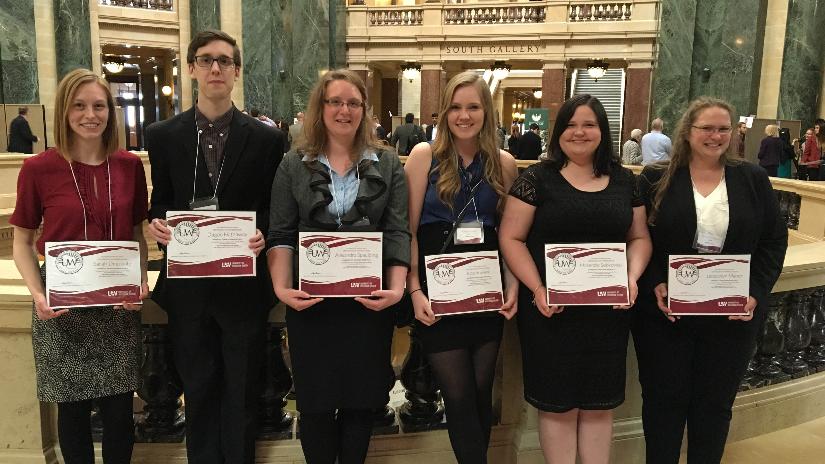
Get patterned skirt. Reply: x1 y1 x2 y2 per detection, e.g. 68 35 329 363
32 266 142 403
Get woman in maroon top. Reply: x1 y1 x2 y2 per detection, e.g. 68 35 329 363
10 69 148 464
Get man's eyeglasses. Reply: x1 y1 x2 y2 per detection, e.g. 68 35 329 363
691 125 732 135
324 98 363 110
194 55 236 69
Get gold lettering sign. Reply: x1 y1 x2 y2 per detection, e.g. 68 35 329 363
442 44 540 55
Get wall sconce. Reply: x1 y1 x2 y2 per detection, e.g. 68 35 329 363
586 59 609 81
533 88 543 99
490 61 511 80
104 60 124 74
161 85 173 96
401 62 421 82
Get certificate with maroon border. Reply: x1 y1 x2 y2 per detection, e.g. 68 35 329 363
425 250 504 316
544 243 629 306
668 254 750 316
166 211 256 278
298 232 382 297
45 241 141 309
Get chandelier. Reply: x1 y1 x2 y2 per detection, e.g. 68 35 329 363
490 61 511 81
400 62 421 82
533 88 543 99
586 59 609 81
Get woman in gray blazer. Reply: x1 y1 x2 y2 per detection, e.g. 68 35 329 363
266 69 410 464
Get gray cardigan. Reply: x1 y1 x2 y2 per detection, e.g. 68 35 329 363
266 149 411 268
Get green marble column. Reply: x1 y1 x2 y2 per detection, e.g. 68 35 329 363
53 0 92 79
0 0 39 103
291 0 332 113
190 0 221 37
650 0 697 133
689 0 766 117
242 0 278 117
778 0 825 128
272 0 294 119
329 0 346 70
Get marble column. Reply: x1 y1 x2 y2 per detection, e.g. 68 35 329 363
623 66 652 141
242 0 277 117
540 64 565 121
778 0 825 128
419 66 442 125
329 0 347 70
52 0 92 80
689 0 766 118
0 0 39 103
190 0 221 37
292 0 332 113
650 0 697 133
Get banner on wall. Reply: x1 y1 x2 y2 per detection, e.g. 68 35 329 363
525 109 550 130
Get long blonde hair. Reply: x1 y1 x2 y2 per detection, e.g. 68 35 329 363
54 69 119 160
431 71 506 212
648 97 740 225
300 69 384 163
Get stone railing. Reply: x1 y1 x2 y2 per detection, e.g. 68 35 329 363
443 4 546 24
368 8 424 26
568 2 633 21
98 0 173 10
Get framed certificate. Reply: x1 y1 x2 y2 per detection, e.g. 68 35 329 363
45 241 141 309
668 254 750 316
425 251 504 316
298 232 382 297
544 243 629 306
166 211 256 278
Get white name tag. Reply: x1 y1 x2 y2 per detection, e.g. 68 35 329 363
454 223 484 245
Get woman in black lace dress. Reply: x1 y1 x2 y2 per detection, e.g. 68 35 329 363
499 94 651 463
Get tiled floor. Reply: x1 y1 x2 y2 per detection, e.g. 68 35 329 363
677 416 825 463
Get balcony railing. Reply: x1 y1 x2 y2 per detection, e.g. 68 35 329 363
369 8 423 26
98 0 173 11
444 5 546 24
569 3 633 21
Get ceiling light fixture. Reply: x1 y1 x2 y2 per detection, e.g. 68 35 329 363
490 61 511 80
400 62 421 82
586 59 609 81
533 88 543 99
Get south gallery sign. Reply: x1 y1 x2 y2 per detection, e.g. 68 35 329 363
442 44 540 54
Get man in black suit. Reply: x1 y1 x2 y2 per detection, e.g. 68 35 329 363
7 107 38 153
145 30 283 464
425 112 438 142
518 122 543 160
390 112 425 155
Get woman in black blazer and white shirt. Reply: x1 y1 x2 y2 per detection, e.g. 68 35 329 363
634 97 788 464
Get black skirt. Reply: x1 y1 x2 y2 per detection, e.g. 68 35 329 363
415 222 505 353
286 297 395 413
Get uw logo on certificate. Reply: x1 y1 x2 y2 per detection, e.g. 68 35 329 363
298 232 383 297
544 243 629 306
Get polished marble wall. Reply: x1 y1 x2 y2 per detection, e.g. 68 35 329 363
243 0 345 121
53 0 92 80
778 0 825 128
652 0 767 132
190 0 220 39
0 0 40 103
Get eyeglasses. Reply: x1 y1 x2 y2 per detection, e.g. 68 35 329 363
193 55 236 69
324 98 363 110
691 125 732 135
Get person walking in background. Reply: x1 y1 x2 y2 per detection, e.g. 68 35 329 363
289 111 306 150
641 118 672 165
390 112 426 155
729 121 747 159
11 68 149 464
634 97 787 464
373 115 388 143
425 112 438 142
757 124 782 177
622 128 643 165
8 107 39 154
507 124 521 158
518 122 542 161
777 127 794 178
801 121 825 180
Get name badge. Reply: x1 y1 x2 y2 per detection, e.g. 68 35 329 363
189 196 219 211
454 222 484 245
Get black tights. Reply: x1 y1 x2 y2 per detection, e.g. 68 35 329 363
427 339 501 464
298 408 375 464
57 392 135 464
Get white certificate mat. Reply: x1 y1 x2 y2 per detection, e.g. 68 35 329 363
45 241 141 309
166 211 256 278
668 254 750 316
425 251 504 316
298 232 382 297
544 243 629 306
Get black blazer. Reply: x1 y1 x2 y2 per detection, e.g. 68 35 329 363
8 115 37 153
146 107 284 310
518 130 542 160
638 162 788 315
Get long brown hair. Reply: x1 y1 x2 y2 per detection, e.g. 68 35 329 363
647 97 740 225
54 69 119 160
431 71 506 212
300 69 384 163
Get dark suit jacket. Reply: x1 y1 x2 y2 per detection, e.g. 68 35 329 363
390 123 424 155
518 130 542 160
757 136 783 168
146 107 284 311
425 124 435 142
8 115 37 153
638 162 788 317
